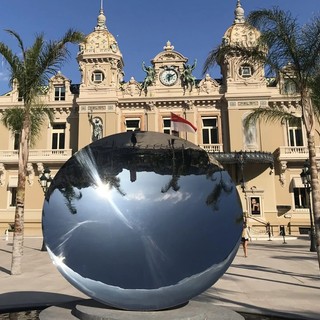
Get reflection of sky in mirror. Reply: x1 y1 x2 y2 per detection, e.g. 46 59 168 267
43 141 242 296
42 132 245 309
43 153 242 291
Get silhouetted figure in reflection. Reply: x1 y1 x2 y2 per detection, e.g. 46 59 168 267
131 132 137 147
241 222 251 257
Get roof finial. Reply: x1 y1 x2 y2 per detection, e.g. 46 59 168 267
163 40 174 51
234 0 245 24
95 0 107 31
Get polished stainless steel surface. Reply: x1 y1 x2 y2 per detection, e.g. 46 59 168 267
42 131 243 311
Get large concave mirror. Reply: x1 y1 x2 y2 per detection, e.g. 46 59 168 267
42 131 243 311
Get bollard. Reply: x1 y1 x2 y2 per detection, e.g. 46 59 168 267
280 225 287 244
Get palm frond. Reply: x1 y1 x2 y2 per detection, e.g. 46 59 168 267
1 107 24 132
310 72 320 121
37 29 86 82
1 105 54 145
4 29 26 59
243 107 301 129
29 106 54 144
301 16 320 75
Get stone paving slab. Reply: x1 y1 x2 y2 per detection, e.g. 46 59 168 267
0 236 319 319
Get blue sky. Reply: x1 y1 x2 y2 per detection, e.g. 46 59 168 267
0 0 319 95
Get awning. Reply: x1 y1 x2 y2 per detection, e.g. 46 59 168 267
8 176 18 187
209 151 274 165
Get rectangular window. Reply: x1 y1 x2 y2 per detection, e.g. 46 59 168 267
288 119 303 146
52 123 66 149
18 91 23 102
241 66 252 77
9 187 17 207
283 79 297 94
125 119 140 132
293 188 308 209
202 117 218 144
54 86 66 101
163 118 171 134
92 71 104 83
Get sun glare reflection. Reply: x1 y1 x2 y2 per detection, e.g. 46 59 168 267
96 182 111 199
55 255 66 266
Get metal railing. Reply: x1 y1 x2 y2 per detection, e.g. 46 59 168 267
199 144 223 153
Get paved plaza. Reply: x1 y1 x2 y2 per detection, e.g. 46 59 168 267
0 236 319 319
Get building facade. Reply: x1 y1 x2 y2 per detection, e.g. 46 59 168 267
0 1 318 237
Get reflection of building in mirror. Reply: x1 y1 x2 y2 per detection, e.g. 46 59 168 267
250 196 261 215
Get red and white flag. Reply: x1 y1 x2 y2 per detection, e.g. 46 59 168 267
170 112 197 133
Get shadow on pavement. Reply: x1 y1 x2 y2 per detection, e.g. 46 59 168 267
0 292 85 312
195 291 319 320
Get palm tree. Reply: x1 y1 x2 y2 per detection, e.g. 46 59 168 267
0 29 85 275
203 7 320 267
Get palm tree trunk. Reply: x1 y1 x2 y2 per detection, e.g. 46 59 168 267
308 133 320 269
10 118 30 275
302 91 320 269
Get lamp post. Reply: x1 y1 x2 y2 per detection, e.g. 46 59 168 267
235 150 247 193
39 167 52 194
300 160 317 252
38 167 52 251
235 151 248 222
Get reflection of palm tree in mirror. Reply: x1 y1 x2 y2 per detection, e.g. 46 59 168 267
60 184 83 215
206 170 233 210
161 175 181 193
161 148 182 193
102 174 126 196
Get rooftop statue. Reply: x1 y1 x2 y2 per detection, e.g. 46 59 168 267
140 62 155 94
181 59 197 91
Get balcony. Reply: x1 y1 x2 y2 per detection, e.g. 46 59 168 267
276 146 320 162
0 149 72 164
199 144 223 153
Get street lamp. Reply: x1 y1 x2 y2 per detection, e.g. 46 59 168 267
39 167 52 194
38 167 52 251
300 160 317 252
235 150 247 193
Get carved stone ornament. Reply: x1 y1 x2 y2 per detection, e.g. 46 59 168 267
0 163 5 186
123 77 140 97
198 74 219 94
279 161 287 187
27 163 35 185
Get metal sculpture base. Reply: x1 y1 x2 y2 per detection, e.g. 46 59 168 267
40 300 244 320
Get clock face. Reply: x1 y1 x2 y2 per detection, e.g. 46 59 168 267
160 68 178 86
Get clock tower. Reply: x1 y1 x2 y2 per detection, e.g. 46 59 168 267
76 1 124 148
77 1 124 97
219 0 265 92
